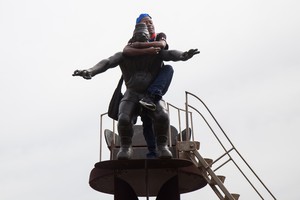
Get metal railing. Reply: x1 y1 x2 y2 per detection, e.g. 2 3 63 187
182 91 277 200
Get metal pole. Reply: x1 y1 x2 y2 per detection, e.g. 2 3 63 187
99 114 103 161
167 103 172 147
185 91 190 142
189 112 194 141
178 109 182 141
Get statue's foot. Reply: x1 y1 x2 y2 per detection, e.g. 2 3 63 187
117 146 133 160
157 145 172 159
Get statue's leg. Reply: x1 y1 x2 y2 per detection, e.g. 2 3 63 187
117 100 138 160
149 100 172 159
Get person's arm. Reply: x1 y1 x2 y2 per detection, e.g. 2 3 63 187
123 45 161 56
73 52 123 79
159 49 200 62
123 32 168 56
129 40 166 49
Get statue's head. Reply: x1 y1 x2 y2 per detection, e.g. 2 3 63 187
132 23 150 42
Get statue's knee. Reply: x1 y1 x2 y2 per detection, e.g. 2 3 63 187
156 112 170 124
118 113 131 127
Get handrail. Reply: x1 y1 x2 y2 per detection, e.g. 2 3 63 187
99 112 108 161
184 91 277 200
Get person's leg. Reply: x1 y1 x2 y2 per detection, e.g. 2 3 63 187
139 64 174 111
148 100 172 159
157 64 174 96
140 111 157 158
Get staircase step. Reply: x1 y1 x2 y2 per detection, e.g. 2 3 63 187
197 158 213 169
224 193 240 200
204 158 213 167
210 175 226 185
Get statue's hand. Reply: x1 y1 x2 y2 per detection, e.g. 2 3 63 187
181 49 200 61
72 70 92 79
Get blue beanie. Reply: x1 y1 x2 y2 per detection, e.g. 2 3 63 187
136 13 151 24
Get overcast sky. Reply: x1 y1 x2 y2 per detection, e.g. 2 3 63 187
1 0 299 199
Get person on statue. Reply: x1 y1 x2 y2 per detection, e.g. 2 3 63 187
123 13 174 159
73 23 199 160
125 13 174 111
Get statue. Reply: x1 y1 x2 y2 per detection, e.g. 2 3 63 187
73 23 199 160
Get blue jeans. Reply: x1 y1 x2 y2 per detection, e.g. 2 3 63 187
142 64 174 157
147 64 174 100
141 113 156 153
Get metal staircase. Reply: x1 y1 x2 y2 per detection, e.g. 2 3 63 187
93 91 277 199
177 140 240 200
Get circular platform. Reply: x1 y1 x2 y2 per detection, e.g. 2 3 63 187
89 159 207 196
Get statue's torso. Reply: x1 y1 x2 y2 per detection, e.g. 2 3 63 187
120 55 163 93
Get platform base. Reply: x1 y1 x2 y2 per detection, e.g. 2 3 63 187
89 159 207 197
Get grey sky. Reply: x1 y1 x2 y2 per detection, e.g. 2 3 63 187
1 0 299 199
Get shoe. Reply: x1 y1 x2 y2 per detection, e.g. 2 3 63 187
156 136 172 159
139 95 156 111
117 136 133 160
157 145 172 159
117 146 133 160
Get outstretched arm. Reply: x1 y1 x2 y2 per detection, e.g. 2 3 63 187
73 52 123 79
159 49 200 62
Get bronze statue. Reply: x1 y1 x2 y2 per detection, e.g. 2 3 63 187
73 23 199 160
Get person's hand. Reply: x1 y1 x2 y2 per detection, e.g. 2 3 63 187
72 70 92 79
129 42 142 48
146 47 161 55
181 49 200 61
